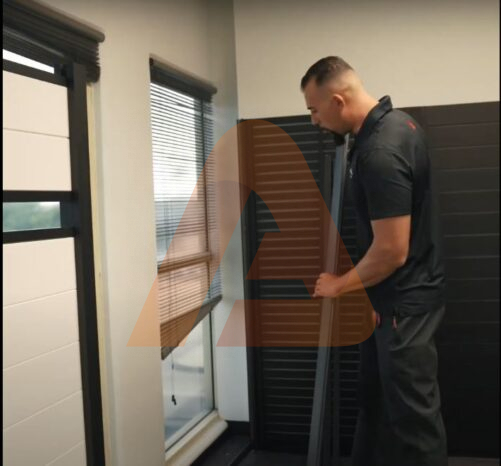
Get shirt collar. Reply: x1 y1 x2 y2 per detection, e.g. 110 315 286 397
352 95 393 148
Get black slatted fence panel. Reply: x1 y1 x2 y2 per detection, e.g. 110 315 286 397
243 116 335 452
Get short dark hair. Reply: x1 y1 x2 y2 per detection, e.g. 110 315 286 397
300 56 354 90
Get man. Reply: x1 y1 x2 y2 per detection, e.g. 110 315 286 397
301 56 447 466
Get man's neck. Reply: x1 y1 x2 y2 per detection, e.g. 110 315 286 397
351 95 379 135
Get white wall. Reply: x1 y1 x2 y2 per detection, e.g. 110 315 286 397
35 1 244 465
234 0 500 119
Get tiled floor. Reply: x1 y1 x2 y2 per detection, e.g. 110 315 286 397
237 451 500 466
192 434 251 466
193 433 500 466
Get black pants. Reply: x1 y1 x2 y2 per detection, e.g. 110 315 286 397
351 306 448 466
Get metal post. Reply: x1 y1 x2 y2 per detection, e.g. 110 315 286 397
307 137 348 466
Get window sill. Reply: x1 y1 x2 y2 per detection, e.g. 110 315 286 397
164 411 228 466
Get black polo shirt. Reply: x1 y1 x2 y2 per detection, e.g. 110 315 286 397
346 96 445 316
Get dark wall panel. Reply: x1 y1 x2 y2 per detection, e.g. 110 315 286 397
390 101 499 457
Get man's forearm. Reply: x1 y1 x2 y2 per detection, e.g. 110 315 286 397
337 245 404 295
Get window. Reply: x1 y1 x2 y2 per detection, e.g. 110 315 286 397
3 49 54 73
3 202 61 232
149 59 221 449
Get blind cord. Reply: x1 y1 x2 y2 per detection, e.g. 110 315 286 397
171 352 177 406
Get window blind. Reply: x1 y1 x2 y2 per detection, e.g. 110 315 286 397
3 0 104 82
150 72 221 358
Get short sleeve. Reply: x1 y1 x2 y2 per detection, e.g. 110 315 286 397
357 149 413 220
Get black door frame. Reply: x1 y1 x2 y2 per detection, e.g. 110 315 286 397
3 59 106 466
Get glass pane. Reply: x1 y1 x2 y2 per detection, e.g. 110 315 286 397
3 202 61 232
155 198 207 263
3 50 55 74
162 314 213 450
151 83 208 265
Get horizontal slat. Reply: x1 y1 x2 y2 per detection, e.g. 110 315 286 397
263 360 316 371
445 257 499 279
158 252 210 273
423 102 499 126
263 396 315 407
440 300 499 322
444 234 499 257
256 198 321 210
264 412 313 423
437 344 499 387
252 122 319 136
441 212 498 235
426 122 499 148
435 167 499 192
254 247 321 258
261 323 320 334
264 422 312 433
261 338 320 346
256 216 321 228
436 321 499 344
261 348 318 358
439 190 499 213
264 387 314 398
252 133 326 147
430 145 499 170
445 278 499 300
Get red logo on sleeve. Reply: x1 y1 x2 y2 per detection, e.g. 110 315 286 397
407 120 417 130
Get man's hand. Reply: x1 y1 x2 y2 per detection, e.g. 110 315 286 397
312 216 411 299
313 273 343 298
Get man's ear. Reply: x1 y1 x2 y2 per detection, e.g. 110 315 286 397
332 93 344 108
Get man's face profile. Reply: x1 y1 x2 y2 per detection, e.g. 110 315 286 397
303 79 346 141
